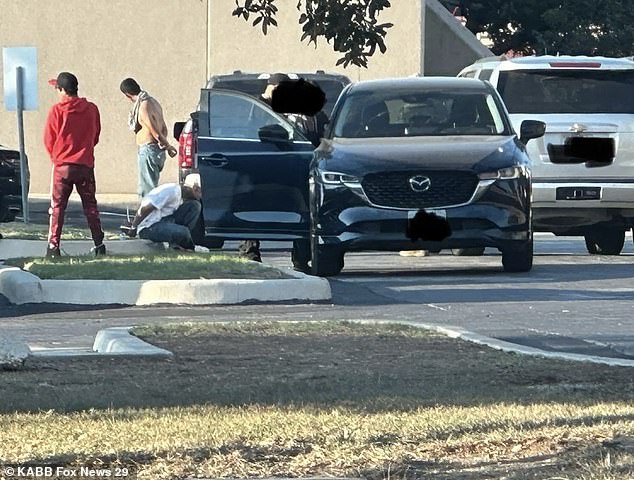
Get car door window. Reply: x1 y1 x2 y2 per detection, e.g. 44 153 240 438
479 69 493 81
208 91 297 140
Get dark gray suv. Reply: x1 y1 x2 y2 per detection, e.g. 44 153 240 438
0 143 26 222
177 71 350 181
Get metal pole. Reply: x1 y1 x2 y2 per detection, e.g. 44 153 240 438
16 66 29 223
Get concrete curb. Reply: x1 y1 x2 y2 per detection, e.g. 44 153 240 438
0 238 331 305
0 335 31 368
430 323 634 368
0 266 331 305
0 267 43 303
92 327 173 356
345 319 634 368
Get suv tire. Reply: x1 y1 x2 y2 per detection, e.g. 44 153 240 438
501 236 533 273
584 229 625 255
310 235 344 277
191 213 225 249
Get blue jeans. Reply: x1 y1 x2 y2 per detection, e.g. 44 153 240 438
137 143 166 198
139 200 201 250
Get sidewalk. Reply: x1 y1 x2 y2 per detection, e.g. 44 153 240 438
0 239 331 306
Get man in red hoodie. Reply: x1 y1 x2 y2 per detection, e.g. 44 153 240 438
44 72 105 258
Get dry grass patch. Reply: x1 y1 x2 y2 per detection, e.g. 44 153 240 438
1 321 634 479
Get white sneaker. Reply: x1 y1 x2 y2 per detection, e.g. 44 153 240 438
194 245 210 253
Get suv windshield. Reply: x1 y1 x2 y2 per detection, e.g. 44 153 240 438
332 88 508 138
498 69 634 114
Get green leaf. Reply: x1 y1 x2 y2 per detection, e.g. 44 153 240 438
377 37 387 53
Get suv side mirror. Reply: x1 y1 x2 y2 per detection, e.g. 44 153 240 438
173 121 186 140
258 124 290 144
519 120 546 144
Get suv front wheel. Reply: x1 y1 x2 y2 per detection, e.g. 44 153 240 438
584 228 625 255
310 235 344 277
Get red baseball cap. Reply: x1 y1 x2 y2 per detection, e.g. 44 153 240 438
48 72 78 91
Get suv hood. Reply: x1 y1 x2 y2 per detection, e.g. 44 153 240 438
318 136 519 175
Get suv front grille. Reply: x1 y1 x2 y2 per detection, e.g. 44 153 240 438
361 171 479 209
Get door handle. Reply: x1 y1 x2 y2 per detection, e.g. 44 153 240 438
199 154 228 167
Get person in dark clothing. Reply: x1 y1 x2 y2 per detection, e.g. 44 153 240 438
44 72 105 258
237 73 322 270
236 74 291 262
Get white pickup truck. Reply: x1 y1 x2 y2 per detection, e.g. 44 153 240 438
459 55 634 255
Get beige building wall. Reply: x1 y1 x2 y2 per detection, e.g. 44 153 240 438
0 0 207 197
0 0 423 197
208 0 423 82
424 0 492 75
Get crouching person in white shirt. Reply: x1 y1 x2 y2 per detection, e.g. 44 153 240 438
124 173 202 250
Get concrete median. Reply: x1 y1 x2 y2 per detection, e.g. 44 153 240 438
0 266 331 306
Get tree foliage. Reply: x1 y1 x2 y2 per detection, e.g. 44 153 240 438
232 0 393 68
441 0 634 57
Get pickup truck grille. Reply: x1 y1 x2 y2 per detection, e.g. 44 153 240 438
361 171 479 209
0 152 20 180
0 150 20 168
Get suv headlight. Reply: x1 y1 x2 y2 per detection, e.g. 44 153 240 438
320 171 361 186
478 166 528 181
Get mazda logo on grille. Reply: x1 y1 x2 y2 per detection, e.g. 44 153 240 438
409 175 431 192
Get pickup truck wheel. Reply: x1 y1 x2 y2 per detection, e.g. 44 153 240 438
501 236 533 273
451 247 485 256
191 211 224 249
584 229 625 255
0 196 12 223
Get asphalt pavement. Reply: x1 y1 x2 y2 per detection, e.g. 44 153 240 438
2 196 634 365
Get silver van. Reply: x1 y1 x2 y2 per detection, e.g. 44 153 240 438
459 55 634 254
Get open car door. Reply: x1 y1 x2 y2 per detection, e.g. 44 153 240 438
196 89 315 241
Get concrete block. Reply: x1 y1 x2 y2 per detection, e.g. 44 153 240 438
93 327 173 356
0 267 43 304
0 335 31 369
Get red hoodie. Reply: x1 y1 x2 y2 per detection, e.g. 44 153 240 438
43 96 101 168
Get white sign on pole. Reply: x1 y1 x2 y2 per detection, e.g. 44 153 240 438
3 47 38 111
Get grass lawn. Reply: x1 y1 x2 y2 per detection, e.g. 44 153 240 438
1 321 634 479
3 252 289 280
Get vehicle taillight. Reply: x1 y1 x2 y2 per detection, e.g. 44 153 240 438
178 130 195 168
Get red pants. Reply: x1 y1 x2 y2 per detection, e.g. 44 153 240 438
47 164 104 249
